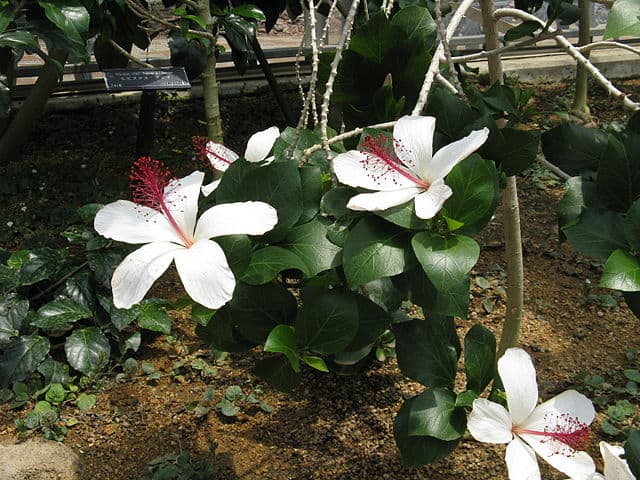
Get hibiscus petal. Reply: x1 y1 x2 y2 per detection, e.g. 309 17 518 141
346 187 422 212
205 141 239 171
111 242 182 309
467 398 514 444
393 115 436 174
498 347 539 425
333 151 416 191
194 201 278 240
601 442 634 480
174 239 236 309
201 179 221 197
428 128 489 182
94 200 182 245
163 171 204 241
506 436 541 480
244 126 280 162
520 433 596 480
521 390 595 433
413 179 452 219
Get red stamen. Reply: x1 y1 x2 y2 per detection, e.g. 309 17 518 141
514 413 591 455
360 134 428 188
192 136 233 167
129 158 194 247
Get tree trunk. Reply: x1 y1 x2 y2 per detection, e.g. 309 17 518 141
480 0 525 357
195 0 223 142
0 48 68 161
571 0 591 121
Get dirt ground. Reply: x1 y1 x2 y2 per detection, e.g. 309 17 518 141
1 79 640 479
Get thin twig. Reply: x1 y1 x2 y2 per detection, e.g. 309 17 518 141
537 155 570 180
435 72 459 94
107 39 154 68
434 0 464 97
302 121 396 157
451 30 556 63
577 40 640 56
29 262 89 303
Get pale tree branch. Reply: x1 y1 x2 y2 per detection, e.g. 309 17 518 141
107 39 154 68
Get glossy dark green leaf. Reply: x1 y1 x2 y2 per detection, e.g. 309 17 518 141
362 276 403 312
0 294 28 347
624 199 640 251
253 356 301 393
494 128 540 176
285 216 342 277
8 248 66 286
597 134 640 212
0 335 50 385
31 299 93 329
168 31 208 80
349 12 398 64
299 166 323 224
224 282 297 344
37 357 71 385
136 300 172 334
375 201 430 230
406 268 470 317
216 234 252 277
464 324 496 393
98 295 138 331
503 20 541 41
600 249 640 291
191 303 215 326
562 208 627 261
264 325 300 372
195 309 256 352
344 293 393 351
65 327 110 376
87 251 123 288
625 429 640 478
38 2 89 47
541 124 608 175
230 4 266 20
241 246 309 284
411 232 479 290
394 396 460 466
391 5 436 45
0 31 40 51
408 387 466 440
295 289 358 354
320 187 359 219
557 177 599 231
425 88 477 141
442 154 500 234
393 316 460 388
343 216 410 286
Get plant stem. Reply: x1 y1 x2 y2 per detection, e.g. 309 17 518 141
571 0 591 121
479 0 524 356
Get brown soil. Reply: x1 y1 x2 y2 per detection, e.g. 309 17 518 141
1 79 640 480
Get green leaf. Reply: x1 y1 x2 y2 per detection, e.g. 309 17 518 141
393 396 460 466
64 327 111 376
191 303 215 327
408 387 466 440
217 161 303 241
8 248 66 285
464 324 496 393
38 2 90 47
218 399 240 417
600 249 640 291
598 134 640 212
345 294 393 351
77 204 103 223
301 355 329 372
253 356 301 393
285 216 342 277
349 12 398 63
412 233 479 290
321 187 359 219
562 208 627 261
0 335 50 385
216 234 252 277
374 201 430 230
393 316 460 388
558 177 599 231
390 6 437 45
230 4 266 20
625 429 640 478
604 0 640 38
541 124 608 175
494 128 540 177
406 268 471 317
77 393 96 412
442 154 500 234
0 294 28 347
241 246 309 284
0 31 40 51
455 390 479 408
624 369 640 382
37 358 71 385
220 282 297 344
624 199 640 251
295 289 359 355
31 299 93 329
362 277 403 312
264 325 300 372
299 165 323 225
134 302 171 334
45 383 67 405
343 216 410 286
87 251 123 288
99 295 138 331
503 20 541 41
